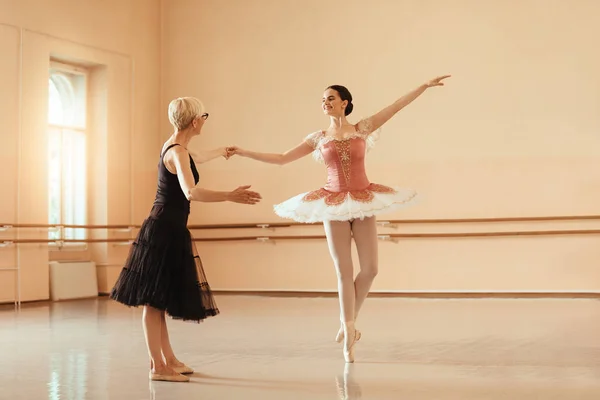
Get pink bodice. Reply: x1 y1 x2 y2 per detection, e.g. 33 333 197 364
276 121 414 222
300 125 399 207
320 138 370 192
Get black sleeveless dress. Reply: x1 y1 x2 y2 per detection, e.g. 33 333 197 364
110 143 219 322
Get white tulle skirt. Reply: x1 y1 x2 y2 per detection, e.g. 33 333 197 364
273 183 418 223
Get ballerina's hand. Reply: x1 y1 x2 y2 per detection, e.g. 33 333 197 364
226 146 244 158
425 75 451 88
219 147 231 160
227 185 262 205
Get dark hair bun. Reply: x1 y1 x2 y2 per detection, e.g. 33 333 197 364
345 101 354 116
326 85 354 116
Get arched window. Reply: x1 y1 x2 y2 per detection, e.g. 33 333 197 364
48 62 87 242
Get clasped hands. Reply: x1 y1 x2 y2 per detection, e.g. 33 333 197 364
221 146 242 160
213 146 260 205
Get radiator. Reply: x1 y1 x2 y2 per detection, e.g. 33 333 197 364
49 261 98 301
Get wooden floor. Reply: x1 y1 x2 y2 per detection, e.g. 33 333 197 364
1 295 600 399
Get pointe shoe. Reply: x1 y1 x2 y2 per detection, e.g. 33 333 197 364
336 326 361 343
149 371 190 382
336 327 343 343
343 325 361 363
171 364 194 375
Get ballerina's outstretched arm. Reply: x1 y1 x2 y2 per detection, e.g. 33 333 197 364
361 75 451 134
226 140 314 166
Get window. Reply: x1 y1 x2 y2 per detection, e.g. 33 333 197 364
47 62 87 242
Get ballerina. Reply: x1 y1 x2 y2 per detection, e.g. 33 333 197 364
227 76 450 362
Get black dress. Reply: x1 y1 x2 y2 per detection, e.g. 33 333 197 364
110 143 219 322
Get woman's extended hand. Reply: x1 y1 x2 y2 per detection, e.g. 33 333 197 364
226 185 262 205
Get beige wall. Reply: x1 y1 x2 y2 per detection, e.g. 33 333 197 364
162 0 600 293
0 0 161 302
1 0 599 304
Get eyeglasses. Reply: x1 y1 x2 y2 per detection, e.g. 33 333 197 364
200 113 209 120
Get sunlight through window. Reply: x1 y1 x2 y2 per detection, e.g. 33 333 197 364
47 62 87 242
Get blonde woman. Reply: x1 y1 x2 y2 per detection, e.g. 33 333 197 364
110 97 262 382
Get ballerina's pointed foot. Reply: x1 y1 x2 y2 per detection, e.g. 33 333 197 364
336 326 361 343
343 324 361 363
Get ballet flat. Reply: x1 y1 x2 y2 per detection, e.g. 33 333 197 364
149 371 190 382
171 364 194 374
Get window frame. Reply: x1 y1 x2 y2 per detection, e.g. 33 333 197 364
47 60 89 251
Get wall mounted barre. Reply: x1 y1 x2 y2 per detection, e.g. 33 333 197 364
191 222 297 230
388 215 600 224
1 228 600 247
0 214 599 232
190 229 600 242
250 235 396 243
187 214 600 230
0 223 140 229
0 238 138 245
112 240 134 246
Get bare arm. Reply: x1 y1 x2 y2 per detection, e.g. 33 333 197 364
233 141 314 166
189 147 228 164
170 147 260 203
169 147 199 200
366 75 450 133
188 188 231 202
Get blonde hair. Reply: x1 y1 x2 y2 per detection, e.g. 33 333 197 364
168 97 205 130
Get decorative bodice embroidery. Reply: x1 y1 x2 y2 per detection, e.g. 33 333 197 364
303 118 380 164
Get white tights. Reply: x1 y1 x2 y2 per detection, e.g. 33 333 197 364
323 216 379 326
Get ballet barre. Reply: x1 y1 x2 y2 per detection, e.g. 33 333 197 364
1 228 600 247
190 229 600 242
0 238 138 245
187 214 600 230
253 235 394 242
112 227 136 232
0 223 140 229
112 240 134 246
2 214 599 232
